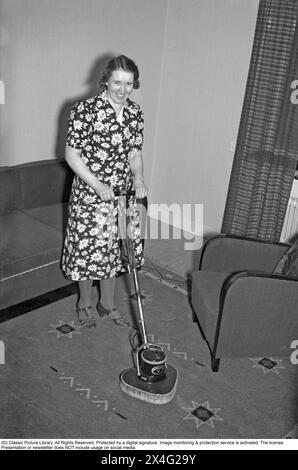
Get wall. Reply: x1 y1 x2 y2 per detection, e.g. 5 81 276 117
0 0 259 233
149 0 259 232
0 0 167 187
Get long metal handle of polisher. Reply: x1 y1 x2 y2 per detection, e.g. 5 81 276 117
131 263 148 345
116 190 148 345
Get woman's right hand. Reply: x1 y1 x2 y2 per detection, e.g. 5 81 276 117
96 183 115 201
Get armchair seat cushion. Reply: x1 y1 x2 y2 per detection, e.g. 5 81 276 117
192 271 229 343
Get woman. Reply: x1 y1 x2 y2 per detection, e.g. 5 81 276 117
61 55 147 328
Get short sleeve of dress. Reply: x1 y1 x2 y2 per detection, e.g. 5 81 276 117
66 100 93 150
132 107 144 153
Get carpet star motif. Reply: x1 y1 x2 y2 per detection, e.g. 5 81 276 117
183 400 223 429
249 357 285 374
48 320 82 338
284 424 298 439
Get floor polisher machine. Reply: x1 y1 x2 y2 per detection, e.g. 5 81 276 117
117 191 178 405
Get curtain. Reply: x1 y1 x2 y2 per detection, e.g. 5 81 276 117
221 0 298 242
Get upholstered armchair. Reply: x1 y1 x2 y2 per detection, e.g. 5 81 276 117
191 234 298 371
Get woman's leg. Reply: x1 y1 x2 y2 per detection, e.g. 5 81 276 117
76 280 96 327
100 277 116 309
78 280 93 307
99 277 130 327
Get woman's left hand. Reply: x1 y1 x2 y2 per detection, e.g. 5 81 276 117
133 180 148 199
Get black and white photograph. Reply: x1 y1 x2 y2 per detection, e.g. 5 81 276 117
0 0 297 452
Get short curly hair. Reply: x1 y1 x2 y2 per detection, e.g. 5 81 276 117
101 55 140 89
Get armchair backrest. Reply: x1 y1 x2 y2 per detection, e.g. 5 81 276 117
200 235 289 273
215 273 298 357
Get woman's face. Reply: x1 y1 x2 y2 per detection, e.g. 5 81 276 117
107 69 134 107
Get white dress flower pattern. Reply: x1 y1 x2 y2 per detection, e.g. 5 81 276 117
61 87 144 281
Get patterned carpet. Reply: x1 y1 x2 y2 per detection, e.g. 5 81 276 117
0 260 297 439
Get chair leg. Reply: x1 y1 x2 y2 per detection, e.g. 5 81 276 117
211 357 220 372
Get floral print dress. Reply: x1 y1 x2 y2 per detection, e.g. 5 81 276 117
61 87 144 281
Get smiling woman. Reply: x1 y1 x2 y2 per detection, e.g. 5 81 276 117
107 70 134 114
61 54 147 329
104 56 140 123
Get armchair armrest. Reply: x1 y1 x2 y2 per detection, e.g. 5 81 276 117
199 234 289 273
213 271 298 357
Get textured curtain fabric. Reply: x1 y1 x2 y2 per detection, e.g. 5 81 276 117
222 0 298 242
